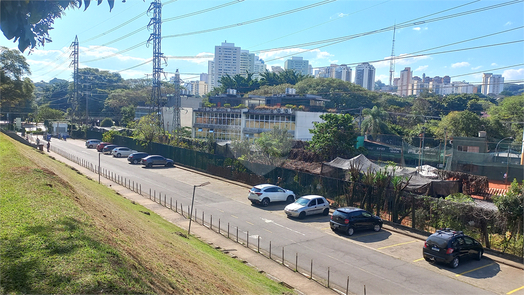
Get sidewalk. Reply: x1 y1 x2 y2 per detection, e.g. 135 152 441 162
46 145 340 295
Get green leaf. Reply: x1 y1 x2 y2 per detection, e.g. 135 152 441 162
108 0 115 11
84 0 91 11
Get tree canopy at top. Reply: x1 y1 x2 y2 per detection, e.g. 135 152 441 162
1 0 116 52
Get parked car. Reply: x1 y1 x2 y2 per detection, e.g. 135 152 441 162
330 207 383 236
112 147 137 158
96 142 112 152
141 155 174 168
85 139 101 148
248 184 295 207
284 195 330 218
102 144 119 155
423 228 483 268
127 152 149 164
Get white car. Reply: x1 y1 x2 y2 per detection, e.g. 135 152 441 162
284 195 330 219
111 147 137 158
248 184 295 207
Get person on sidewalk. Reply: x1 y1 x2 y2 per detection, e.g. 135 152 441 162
47 141 50 152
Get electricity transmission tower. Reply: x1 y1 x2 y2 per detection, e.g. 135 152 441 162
389 25 396 87
69 35 79 122
147 0 166 129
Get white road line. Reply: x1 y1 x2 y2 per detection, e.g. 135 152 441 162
260 217 305 236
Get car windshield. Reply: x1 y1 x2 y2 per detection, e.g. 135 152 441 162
251 187 261 192
295 198 309 206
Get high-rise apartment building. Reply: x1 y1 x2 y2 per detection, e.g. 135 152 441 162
213 42 241 89
397 67 412 97
334 64 352 82
355 62 376 91
481 73 504 95
284 56 309 75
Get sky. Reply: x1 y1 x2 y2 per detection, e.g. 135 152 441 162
3 0 524 86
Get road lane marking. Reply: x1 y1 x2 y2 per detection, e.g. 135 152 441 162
260 217 305 236
263 228 272 233
413 258 425 262
455 263 495 277
507 286 524 294
217 209 224 212
246 221 254 225
231 215 238 218
377 240 418 250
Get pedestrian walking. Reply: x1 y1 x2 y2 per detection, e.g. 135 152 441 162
47 141 50 152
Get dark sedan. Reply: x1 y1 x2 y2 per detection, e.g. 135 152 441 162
127 152 149 164
330 207 383 236
102 144 119 155
141 155 174 168
423 228 483 268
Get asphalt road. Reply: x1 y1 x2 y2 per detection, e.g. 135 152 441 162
44 137 524 295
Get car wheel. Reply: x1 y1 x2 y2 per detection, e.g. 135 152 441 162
450 257 459 268
165 162 173 167
475 250 483 261
299 211 306 219
117 153 121 158
424 257 435 264
373 224 382 232
347 227 355 236
286 195 295 203
133 159 138 164
261 198 270 207
147 163 152 168
322 208 329 216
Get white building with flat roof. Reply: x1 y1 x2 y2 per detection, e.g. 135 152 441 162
213 42 241 89
284 56 309 75
481 73 504 95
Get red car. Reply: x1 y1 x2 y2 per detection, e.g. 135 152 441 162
96 142 111 152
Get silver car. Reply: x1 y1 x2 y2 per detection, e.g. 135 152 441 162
111 147 137 158
248 184 295 207
284 195 330 219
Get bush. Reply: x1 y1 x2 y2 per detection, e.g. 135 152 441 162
100 118 114 127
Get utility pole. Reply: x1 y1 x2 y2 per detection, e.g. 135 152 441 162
69 36 79 123
147 0 166 130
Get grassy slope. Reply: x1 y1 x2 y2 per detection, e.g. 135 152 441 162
0 133 290 294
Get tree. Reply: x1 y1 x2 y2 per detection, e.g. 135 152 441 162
35 106 64 123
308 113 358 160
210 73 260 96
438 111 482 137
361 106 389 138
494 180 524 253
0 46 35 119
259 69 309 86
100 118 113 127
120 105 136 127
133 114 162 147
1 0 116 52
254 127 293 166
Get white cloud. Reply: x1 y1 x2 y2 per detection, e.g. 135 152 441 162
471 66 482 70
330 12 348 19
376 74 389 82
413 27 421 31
412 27 428 31
451 62 470 68
491 63 498 66
415 65 428 72
374 53 430 69
79 45 146 63
505 21 512 26
502 68 524 80
168 52 214 65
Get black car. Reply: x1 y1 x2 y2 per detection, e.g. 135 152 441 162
127 152 149 164
330 207 383 236
423 228 483 268
141 155 174 168
102 144 119 154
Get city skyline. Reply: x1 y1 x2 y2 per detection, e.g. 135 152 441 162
2 0 523 88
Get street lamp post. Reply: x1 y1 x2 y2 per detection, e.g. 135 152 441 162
188 181 210 236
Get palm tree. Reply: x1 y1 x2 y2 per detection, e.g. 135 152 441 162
361 106 389 139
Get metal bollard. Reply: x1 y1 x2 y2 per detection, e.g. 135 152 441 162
328 267 330 288
228 222 230 238
218 219 221 234
170 197 172 209
257 236 260 253
202 212 204 225
210 215 212 230
296 253 298 272
175 200 178 212
346 276 350 295
247 231 249 248
269 241 272 259
310 259 313 279
236 227 238 243
282 247 285 265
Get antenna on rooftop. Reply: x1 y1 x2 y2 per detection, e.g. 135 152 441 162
389 24 396 86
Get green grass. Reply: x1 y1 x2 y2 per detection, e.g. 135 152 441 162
0 133 292 294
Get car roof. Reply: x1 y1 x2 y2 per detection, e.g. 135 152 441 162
87 139 100 142
299 195 325 200
254 184 278 189
336 207 365 213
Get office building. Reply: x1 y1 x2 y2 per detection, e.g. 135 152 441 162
397 67 412 97
284 56 309 75
213 42 241 89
